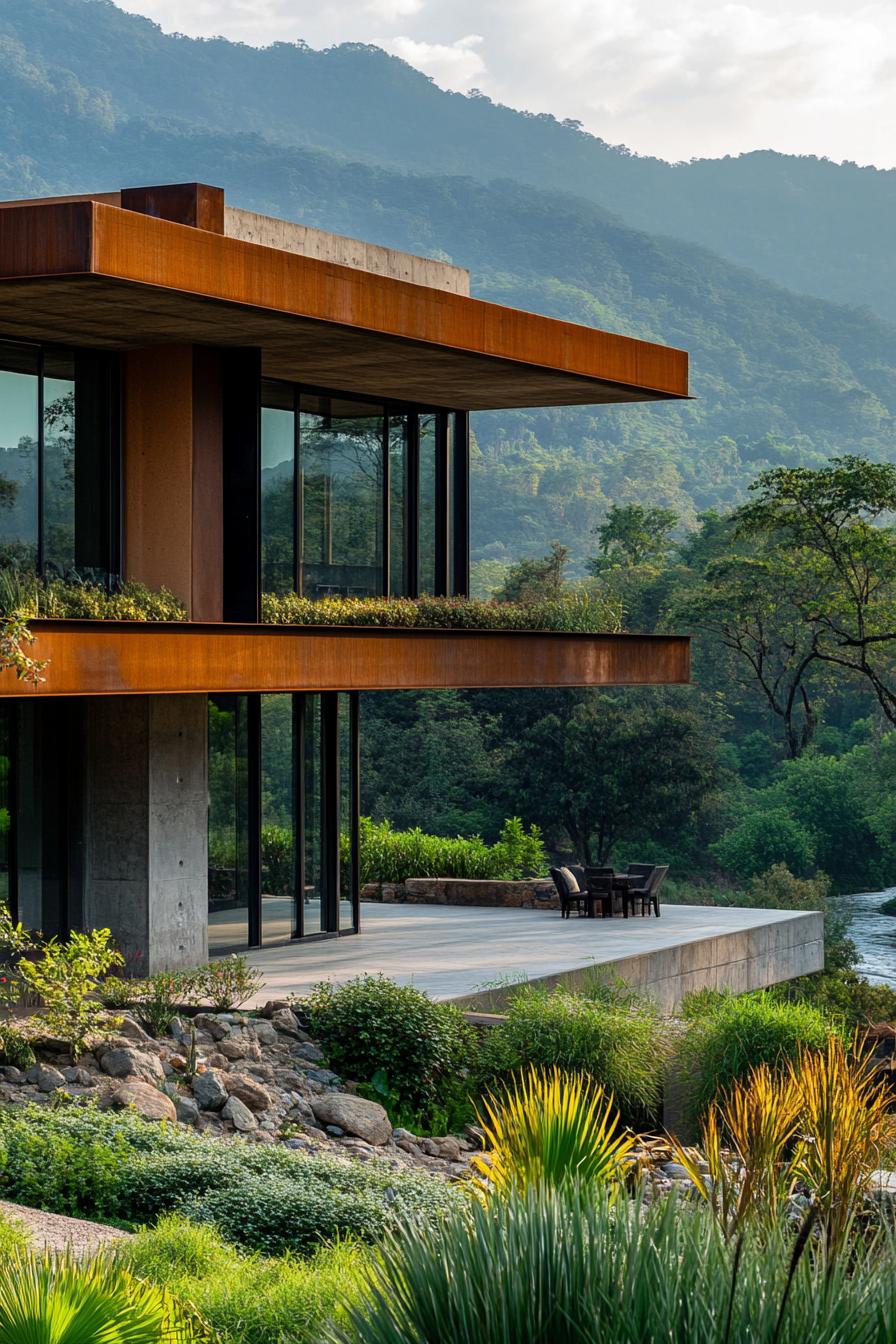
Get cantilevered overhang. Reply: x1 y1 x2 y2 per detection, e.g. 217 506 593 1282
0 200 688 410
0 623 690 697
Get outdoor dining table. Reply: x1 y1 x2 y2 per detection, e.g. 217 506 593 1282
584 872 632 918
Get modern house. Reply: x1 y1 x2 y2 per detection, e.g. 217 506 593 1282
0 181 690 971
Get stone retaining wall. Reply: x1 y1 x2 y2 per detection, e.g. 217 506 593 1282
361 877 559 910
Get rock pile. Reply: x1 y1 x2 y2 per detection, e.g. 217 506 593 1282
0 1002 476 1179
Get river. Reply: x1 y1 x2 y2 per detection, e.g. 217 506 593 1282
837 889 896 985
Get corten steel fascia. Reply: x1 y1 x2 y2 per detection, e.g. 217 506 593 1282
0 622 691 697
0 201 689 402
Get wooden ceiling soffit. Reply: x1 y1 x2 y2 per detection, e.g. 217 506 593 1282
0 201 689 411
0 623 691 697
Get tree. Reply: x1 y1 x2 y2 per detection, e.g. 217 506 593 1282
737 456 896 726
495 542 569 603
499 689 718 864
671 516 829 758
589 503 679 570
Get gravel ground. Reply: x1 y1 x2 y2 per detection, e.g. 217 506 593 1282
0 1201 132 1257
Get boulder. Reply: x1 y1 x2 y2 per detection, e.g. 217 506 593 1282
194 1014 230 1041
251 1019 278 1046
218 1038 248 1061
0 1066 23 1084
261 1000 292 1018
192 1068 229 1111
294 1042 324 1063
100 1048 165 1085
111 1079 177 1123
224 1072 272 1113
175 1095 200 1126
117 1015 152 1043
309 1093 392 1146
36 1066 66 1093
62 1066 95 1087
271 1008 301 1038
222 1094 257 1132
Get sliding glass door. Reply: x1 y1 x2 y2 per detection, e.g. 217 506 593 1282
208 691 359 951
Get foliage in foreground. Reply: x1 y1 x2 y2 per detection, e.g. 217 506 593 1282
671 1035 895 1253
117 1215 361 1344
357 814 547 885
472 1066 634 1196
334 1182 896 1344
306 974 476 1119
675 989 837 1120
0 1105 462 1254
477 986 664 1128
0 1252 210 1344
261 590 621 633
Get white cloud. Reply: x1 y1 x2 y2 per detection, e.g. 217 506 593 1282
381 33 485 87
119 0 896 167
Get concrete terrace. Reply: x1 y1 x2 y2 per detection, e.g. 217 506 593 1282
244 902 824 1013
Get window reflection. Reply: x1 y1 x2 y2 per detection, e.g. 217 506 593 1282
299 395 383 599
0 345 39 571
43 353 76 578
417 413 437 596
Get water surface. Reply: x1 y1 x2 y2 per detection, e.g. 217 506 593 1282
837 888 896 985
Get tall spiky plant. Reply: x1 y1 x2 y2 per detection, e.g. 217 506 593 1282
789 1034 896 1255
0 1252 213 1344
472 1065 635 1196
670 1061 803 1236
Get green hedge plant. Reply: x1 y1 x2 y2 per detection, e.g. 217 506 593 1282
261 590 621 633
306 974 477 1118
674 989 837 1119
476 986 664 1129
357 816 547 885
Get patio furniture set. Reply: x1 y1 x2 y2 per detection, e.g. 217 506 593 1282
549 863 668 920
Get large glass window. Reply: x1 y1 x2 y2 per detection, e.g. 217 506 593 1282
0 708 12 913
299 394 383 599
208 691 359 949
0 340 119 582
207 695 251 953
259 384 467 603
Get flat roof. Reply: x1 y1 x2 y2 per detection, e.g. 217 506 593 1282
0 193 689 411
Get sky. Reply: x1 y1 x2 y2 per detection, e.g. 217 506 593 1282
119 0 896 168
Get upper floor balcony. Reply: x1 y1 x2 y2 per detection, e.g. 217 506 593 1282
0 181 691 697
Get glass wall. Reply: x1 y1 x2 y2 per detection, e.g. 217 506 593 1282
0 340 119 582
208 692 359 950
207 695 251 954
260 383 466 602
0 708 12 913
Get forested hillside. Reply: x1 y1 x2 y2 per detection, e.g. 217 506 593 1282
2 0 895 322
0 1 894 573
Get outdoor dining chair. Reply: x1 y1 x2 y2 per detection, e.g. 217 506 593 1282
629 864 668 918
550 866 590 918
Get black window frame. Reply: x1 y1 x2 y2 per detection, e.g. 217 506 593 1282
0 336 122 586
258 379 470 603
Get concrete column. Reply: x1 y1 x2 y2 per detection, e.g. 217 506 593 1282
83 695 208 973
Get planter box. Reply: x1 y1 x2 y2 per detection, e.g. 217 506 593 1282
361 877 558 910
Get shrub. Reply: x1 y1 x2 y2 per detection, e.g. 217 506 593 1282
778 967 896 1025
0 1213 30 1259
473 1066 634 1196
0 1104 462 1253
0 572 187 623
711 809 816 879
132 970 201 1038
335 1182 896 1344
16 927 123 1058
0 1022 35 1070
0 1252 209 1344
477 987 664 1128
198 955 263 1012
358 816 547 885
261 590 621 634
116 1215 361 1344
306 975 477 1116
674 990 837 1119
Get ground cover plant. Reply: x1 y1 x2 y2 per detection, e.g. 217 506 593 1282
305 975 476 1126
476 985 665 1128
0 1105 462 1254
117 1215 361 1344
